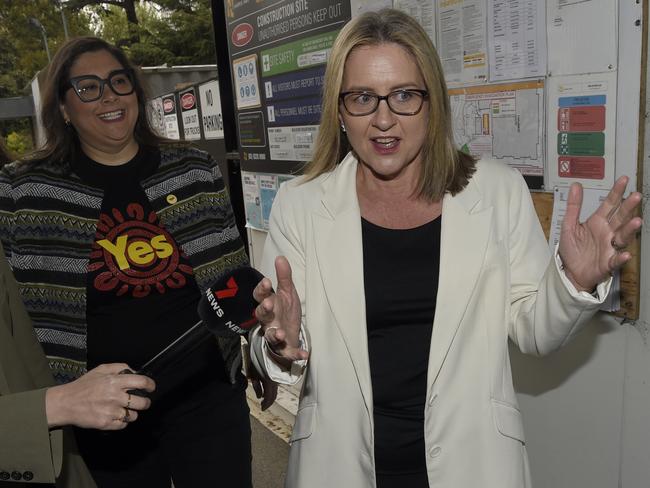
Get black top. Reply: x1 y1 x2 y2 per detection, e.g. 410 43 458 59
362 216 441 477
74 148 229 394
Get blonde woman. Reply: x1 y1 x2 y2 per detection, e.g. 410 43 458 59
251 8 642 488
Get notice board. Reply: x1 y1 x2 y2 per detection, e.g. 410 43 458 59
222 0 351 171
214 0 645 318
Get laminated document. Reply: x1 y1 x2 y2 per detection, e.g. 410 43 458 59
487 0 547 81
546 72 617 190
436 0 488 85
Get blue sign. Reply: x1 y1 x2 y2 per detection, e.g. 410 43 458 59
267 96 322 125
264 66 325 102
558 95 606 107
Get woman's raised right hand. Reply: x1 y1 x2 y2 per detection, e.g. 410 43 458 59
253 256 309 366
45 363 155 430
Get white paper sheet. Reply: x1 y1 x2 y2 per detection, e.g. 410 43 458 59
198 80 225 140
393 0 437 46
351 0 392 16
547 0 617 76
487 0 546 81
449 80 544 176
242 172 264 231
436 0 488 85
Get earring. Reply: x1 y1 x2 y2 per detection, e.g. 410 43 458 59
64 119 71 126
340 123 346 133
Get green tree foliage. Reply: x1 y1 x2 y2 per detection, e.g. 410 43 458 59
1 0 217 94
0 0 218 154
0 0 91 151
0 0 93 96
86 0 216 66
68 0 141 42
5 129 33 154
144 0 216 65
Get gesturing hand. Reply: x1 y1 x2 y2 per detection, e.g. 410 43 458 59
559 176 642 292
253 256 308 366
46 363 155 430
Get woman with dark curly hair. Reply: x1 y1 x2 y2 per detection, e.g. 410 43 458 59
0 37 272 487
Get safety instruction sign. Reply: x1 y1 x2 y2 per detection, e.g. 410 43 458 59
547 72 616 189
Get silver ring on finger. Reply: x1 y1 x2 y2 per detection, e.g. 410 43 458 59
611 237 626 252
265 326 280 344
606 203 622 224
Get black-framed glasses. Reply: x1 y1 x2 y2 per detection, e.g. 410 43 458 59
339 89 428 116
67 69 135 102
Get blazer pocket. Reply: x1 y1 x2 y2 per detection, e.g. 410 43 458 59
491 399 525 443
290 403 316 443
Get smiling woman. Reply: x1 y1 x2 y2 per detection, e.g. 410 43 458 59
28 38 161 168
0 37 267 488
61 50 140 164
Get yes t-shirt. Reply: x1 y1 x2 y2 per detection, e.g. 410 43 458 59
74 148 226 384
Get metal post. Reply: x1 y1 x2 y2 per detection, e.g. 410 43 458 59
28 18 51 63
55 0 69 40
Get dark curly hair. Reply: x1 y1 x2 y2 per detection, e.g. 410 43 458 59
27 36 167 166
0 138 14 166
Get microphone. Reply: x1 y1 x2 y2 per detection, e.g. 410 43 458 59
197 266 264 337
130 266 264 397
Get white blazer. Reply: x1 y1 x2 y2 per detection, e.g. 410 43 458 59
250 154 608 488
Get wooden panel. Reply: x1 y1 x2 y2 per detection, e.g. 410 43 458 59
531 192 553 242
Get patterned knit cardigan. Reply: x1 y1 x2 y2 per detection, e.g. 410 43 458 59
0 144 249 384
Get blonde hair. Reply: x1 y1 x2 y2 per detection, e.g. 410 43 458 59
305 8 475 200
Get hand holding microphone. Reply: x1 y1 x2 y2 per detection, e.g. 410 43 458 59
253 256 309 367
197 265 278 409
136 266 266 388
45 363 155 431
197 261 304 366
134 266 277 407
130 265 284 408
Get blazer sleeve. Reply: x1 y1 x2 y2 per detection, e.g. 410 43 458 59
0 389 96 486
0 240 65 484
0 389 63 483
249 182 309 385
506 171 607 356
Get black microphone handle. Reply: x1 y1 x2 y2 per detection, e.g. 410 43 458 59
128 266 263 398
136 319 212 380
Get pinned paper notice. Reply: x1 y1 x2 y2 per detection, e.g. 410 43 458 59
550 187 620 312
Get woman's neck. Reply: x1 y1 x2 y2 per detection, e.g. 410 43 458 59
356 164 442 229
80 140 139 166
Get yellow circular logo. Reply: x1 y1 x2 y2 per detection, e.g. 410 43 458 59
166 194 178 205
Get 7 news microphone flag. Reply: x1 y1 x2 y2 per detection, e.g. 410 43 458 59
132 266 264 397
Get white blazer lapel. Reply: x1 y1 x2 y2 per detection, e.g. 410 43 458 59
313 155 373 419
428 177 493 385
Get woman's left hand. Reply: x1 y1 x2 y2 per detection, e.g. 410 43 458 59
559 176 642 292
